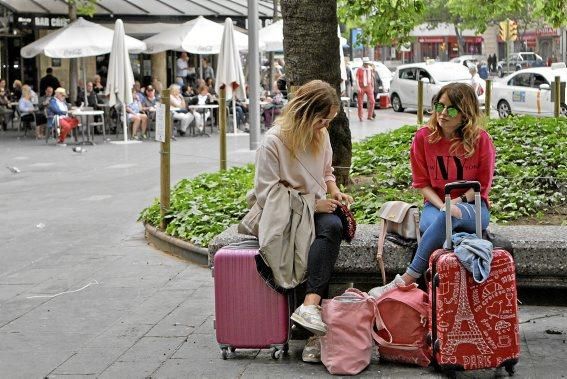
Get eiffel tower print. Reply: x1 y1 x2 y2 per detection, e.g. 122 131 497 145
441 265 493 356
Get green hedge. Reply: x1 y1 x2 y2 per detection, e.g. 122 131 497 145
139 116 566 246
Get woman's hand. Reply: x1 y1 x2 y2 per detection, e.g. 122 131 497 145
441 204 462 219
330 191 354 207
315 199 342 214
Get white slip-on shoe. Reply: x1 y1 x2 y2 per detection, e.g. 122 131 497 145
368 274 406 299
291 304 327 336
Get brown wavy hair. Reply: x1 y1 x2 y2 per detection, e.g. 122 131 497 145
275 80 339 156
426 82 485 157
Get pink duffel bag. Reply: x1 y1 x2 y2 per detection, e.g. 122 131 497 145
372 283 432 367
320 288 376 375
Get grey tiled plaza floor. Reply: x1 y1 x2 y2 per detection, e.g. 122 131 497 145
1 110 566 378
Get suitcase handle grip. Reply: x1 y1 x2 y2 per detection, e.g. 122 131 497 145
444 181 483 249
444 180 480 194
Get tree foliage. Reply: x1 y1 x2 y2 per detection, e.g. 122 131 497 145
339 0 566 49
337 0 425 46
67 0 97 17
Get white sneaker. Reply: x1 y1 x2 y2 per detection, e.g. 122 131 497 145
302 336 321 363
368 274 406 299
291 304 327 335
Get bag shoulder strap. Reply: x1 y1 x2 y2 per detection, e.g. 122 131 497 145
371 303 422 351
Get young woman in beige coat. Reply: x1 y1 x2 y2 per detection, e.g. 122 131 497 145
253 80 353 363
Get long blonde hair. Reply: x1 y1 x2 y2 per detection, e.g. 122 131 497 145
275 80 339 156
427 82 485 157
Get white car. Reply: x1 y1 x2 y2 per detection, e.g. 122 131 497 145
491 66 567 118
389 62 484 113
450 55 485 69
349 60 393 107
497 52 543 77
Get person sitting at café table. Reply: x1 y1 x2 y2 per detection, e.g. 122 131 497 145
0 79 12 130
169 84 199 136
196 84 215 131
93 74 105 94
142 85 159 126
262 84 284 128
126 87 149 140
12 80 23 101
19 85 45 139
47 87 80 146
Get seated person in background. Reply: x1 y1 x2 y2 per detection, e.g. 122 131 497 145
205 77 216 96
77 82 101 107
0 83 12 130
169 84 198 136
12 80 23 101
142 85 159 126
143 85 159 109
196 84 213 130
230 97 248 132
19 85 44 138
48 87 80 146
39 86 54 111
181 85 195 98
262 85 284 128
93 75 105 94
127 88 149 140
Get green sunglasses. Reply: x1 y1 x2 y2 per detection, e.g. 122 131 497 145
434 102 460 118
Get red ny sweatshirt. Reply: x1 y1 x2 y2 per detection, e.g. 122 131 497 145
410 127 495 204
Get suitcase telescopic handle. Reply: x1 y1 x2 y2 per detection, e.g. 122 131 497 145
444 180 482 249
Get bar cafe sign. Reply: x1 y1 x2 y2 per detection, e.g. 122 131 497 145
29 16 69 28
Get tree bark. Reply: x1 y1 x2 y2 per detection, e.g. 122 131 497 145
68 1 78 105
281 0 352 186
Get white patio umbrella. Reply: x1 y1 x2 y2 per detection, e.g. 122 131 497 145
20 17 146 106
21 17 146 58
259 20 348 52
105 19 138 144
216 18 247 135
143 16 251 79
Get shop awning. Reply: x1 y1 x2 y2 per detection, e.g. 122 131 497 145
0 0 274 18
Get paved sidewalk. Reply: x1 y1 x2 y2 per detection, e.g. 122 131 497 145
1 110 565 378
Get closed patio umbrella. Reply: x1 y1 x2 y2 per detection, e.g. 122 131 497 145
105 19 138 144
216 18 247 135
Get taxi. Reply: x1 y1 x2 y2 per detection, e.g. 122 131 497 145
491 65 567 118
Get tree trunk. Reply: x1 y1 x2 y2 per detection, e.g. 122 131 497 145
454 24 465 56
272 0 280 21
68 1 78 105
281 0 352 186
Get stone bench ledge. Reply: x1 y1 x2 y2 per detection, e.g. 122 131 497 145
208 224 567 289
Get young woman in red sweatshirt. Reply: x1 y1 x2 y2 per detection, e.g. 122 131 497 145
369 82 495 297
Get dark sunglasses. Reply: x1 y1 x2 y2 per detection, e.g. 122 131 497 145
434 102 459 118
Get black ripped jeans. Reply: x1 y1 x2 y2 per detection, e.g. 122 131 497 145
306 213 343 298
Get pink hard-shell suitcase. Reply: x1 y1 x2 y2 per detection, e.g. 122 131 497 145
427 181 520 374
213 240 290 359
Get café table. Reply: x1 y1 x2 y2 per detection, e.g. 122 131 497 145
188 104 219 136
69 109 105 145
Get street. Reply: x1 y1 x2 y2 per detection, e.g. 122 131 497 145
0 109 565 378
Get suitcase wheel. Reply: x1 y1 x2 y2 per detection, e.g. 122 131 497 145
271 347 282 359
221 347 229 360
504 362 516 375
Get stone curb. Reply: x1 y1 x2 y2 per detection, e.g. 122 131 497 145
144 223 208 266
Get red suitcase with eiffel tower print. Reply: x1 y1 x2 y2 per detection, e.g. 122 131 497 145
428 181 520 374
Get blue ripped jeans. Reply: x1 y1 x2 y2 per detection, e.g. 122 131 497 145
406 201 490 278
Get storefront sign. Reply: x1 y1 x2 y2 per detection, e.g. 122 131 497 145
418 37 445 43
34 17 69 28
17 17 32 26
